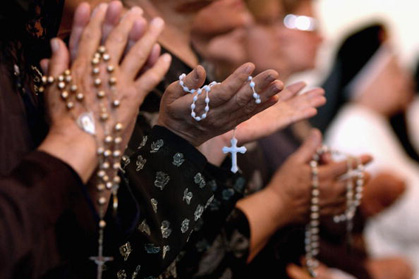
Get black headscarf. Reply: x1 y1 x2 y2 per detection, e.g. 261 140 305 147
309 23 386 133
0 0 65 147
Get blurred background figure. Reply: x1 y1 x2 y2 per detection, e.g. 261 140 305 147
192 0 366 278
314 22 419 279
408 58 419 152
193 0 417 278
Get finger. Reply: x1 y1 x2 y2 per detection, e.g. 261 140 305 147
48 38 70 76
76 3 108 61
136 43 161 76
40 59 50 74
102 0 124 42
230 79 283 116
219 68 280 110
209 63 255 106
319 154 372 179
69 2 91 61
292 129 323 163
319 160 348 180
278 81 307 102
105 6 144 65
359 154 373 166
286 264 311 279
120 17 165 78
134 53 172 103
297 107 318 122
126 18 148 53
164 65 206 105
320 152 333 164
293 92 327 121
233 94 280 129
248 69 281 101
303 88 326 106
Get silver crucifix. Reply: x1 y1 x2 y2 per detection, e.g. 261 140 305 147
90 229 113 279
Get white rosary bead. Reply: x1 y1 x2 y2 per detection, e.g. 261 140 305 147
179 74 262 122
248 76 261 104
179 74 216 122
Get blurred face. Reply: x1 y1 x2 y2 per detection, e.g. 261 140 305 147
191 0 254 78
277 0 323 74
193 0 253 37
245 0 283 74
356 54 415 116
246 0 323 77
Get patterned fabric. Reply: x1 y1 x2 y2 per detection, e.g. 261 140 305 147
104 50 252 279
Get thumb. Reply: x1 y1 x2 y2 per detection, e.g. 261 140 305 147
179 65 207 95
48 38 70 77
293 128 323 163
286 264 311 279
165 65 207 102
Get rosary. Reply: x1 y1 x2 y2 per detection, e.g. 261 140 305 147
41 46 121 279
179 74 261 173
305 146 365 278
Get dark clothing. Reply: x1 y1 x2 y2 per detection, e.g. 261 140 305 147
0 151 95 279
108 50 252 279
0 46 98 278
0 49 227 278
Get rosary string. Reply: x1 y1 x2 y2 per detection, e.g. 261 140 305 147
306 146 365 278
178 74 261 173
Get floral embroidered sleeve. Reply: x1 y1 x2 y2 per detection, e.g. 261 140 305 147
110 125 217 278
176 207 251 279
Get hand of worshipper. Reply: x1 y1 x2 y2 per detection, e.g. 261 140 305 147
38 1 171 183
286 262 357 279
235 129 372 261
265 130 372 224
360 171 406 218
199 81 326 166
157 63 283 147
366 257 414 279
234 82 326 142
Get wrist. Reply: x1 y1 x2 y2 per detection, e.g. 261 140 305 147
38 123 98 183
261 187 294 228
198 137 229 166
156 119 201 147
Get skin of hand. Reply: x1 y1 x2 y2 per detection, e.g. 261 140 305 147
198 81 326 166
360 171 406 218
157 62 284 146
236 129 373 261
38 1 171 184
366 257 414 279
286 262 347 279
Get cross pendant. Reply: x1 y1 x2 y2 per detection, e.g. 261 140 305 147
90 255 114 279
222 136 247 173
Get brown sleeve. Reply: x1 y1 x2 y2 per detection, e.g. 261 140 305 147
0 150 96 278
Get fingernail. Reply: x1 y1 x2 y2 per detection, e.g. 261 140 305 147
150 17 164 28
244 63 254 74
265 73 276 82
92 3 107 16
162 53 172 62
130 6 143 14
50 38 60 53
193 67 200 80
